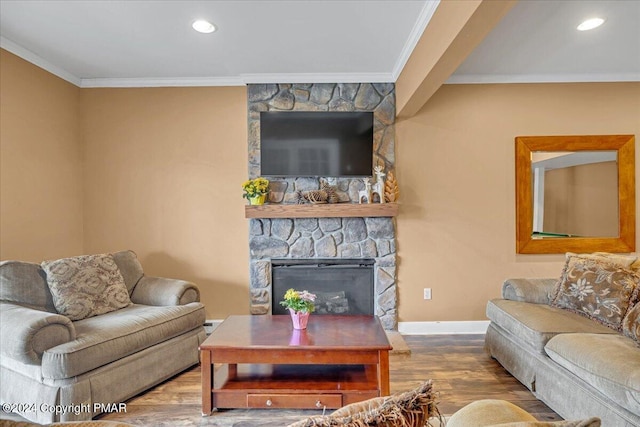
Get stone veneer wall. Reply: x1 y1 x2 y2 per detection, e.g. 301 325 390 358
246 83 398 330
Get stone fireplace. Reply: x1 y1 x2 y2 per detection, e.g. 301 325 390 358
246 83 398 330
249 216 396 329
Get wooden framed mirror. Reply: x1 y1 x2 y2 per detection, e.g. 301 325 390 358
516 135 636 254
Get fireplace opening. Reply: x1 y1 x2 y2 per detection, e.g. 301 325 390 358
271 258 375 315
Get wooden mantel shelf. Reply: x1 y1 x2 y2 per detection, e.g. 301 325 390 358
245 203 399 219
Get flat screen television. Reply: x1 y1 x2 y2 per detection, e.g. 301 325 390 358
260 111 374 177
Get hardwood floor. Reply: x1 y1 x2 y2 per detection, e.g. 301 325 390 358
97 334 560 426
390 335 559 420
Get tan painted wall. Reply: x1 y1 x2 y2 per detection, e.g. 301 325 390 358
396 82 640 322
3 51 639 323
80 87 249 319
0 50 83 261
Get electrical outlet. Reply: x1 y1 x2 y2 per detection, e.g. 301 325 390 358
423 288 432 300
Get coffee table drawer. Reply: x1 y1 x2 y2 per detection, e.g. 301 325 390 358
247 393 342 409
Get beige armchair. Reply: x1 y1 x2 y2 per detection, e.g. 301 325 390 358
0 250 206 423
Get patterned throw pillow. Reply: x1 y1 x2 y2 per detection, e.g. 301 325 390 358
631 252 640 272
589 252 637 268
551 254 640 331
622 302 640 343
41 253 131 321
286 381 440 427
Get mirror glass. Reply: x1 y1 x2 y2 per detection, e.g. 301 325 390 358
531 151 618 238
516 135 635 254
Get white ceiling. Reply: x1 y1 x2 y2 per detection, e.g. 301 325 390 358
450 0 640 84
1 0 638 88
0 0 434 87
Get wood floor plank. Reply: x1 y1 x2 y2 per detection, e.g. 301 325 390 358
96 334 561 425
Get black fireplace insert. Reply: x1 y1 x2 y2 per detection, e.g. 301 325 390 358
271 258 375 315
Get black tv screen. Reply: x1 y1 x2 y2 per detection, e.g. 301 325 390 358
260 111 373 177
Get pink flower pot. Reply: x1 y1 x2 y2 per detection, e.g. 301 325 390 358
288 308 310 330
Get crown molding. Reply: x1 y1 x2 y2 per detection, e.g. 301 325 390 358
447 72 640 84
1 36 81 86
239 73 394 85
80 76 245 88
80 73 394 88
391 0 440 81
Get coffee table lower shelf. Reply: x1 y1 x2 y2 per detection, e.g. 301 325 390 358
210 364 381 410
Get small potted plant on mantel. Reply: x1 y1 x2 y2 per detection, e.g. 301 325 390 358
280 288 316 330
242 177 270 205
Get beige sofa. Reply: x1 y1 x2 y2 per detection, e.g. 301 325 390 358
485 258 640 427
0 250 206 424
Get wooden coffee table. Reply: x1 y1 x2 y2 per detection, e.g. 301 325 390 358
200 314 391 415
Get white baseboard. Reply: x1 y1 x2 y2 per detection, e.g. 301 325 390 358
398 321 490 335
204 319 489 335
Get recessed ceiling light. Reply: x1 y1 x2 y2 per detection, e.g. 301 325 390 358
577 17 605 31
192 20 216 34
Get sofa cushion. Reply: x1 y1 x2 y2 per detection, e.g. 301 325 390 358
486 299 615 354
41 302 205 379
0 260 56 313
41 254 131 321
551 253 640 331
544 333 640 415
112 250 145 295
623 303 640 342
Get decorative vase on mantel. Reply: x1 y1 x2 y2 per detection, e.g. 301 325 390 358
249 194 267 205
288 308 310 330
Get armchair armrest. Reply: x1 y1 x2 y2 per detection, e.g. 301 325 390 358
0 302 75 364
502 278 558 304
130 275 200 306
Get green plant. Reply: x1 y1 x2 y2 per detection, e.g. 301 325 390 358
242 177 270 199
280 288 316 313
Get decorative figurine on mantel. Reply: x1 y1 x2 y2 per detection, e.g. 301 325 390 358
384 170 399 202
371 165 386 204
358 166 398 204
295 180 339 204
358 179 373 204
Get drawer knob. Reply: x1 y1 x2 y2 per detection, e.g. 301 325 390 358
266 399 273 407
315 400 322 408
